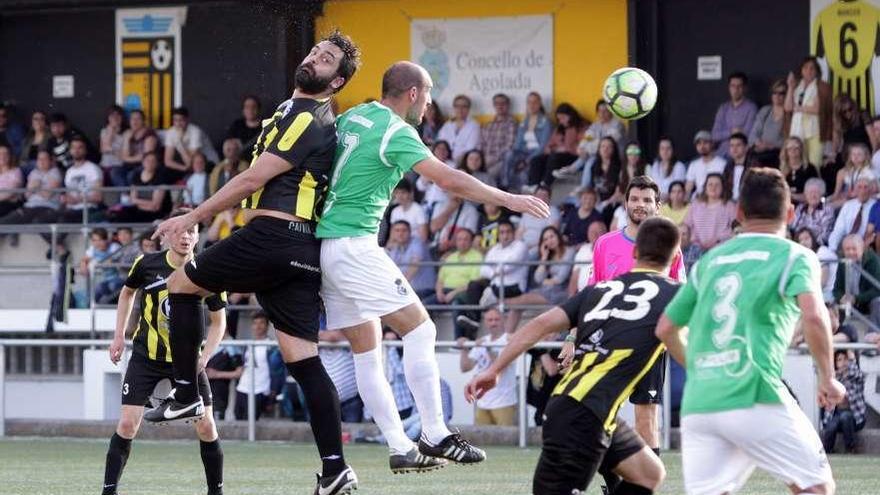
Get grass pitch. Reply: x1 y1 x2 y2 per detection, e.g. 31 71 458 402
0 437 877 494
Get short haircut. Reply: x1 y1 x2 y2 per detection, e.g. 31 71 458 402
635 217 680 267
577 186 597 198
323 30 361 92
130 109 145 119
70 135 88 147
728 71 748 84
729 132 748 145
394 179 414 193
252 310 269 323
116 227 133 235
391 219 412 230
492 93 510 103
49 112 68 124
91 227 109 240
535 184 552 196
497 219 515 231
172 106 189 118
453 94 472 107
382 61 428 98
625 175 660 202
804 177 826 196
739 168 790 221
842 233 864 249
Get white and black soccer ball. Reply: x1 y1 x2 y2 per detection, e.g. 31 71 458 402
603 67 658 120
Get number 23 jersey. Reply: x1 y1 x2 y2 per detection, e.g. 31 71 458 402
553 270 680 433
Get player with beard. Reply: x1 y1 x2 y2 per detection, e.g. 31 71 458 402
559 175 684 494
145 32 361 495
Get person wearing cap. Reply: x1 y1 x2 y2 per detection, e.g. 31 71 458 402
685 129 727 197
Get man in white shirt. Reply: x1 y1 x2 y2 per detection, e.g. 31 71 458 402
163 107 219 181
458 307 517 426
828 174 877 252
429 194 479 256
437 94 481 162
232 312 273 420
389 180 428 241
685 130 727 197
60 136 103 222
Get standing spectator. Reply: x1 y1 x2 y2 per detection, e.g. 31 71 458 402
233 312 274 421
163 107 218 183
834 235 880 327
424 228 482 307
59 137 103 222
684 174 737 251
209 138 249 197
830 143 873 209
389 180 428 241
0 105 25 157
648 137 686 200
417 102 444 146
459 149 491 185
515 185 560 256
832 94 871 167
791 178 835 246
109 151 171 223
185 152 209 206
385 220 435 299
749 80 787 166
474 202 515 253
318 324 363 423
47 113 76 170
18 111 49 170
821 350 866 454
501 91 552 191
225 95 262 152
481 93 517 185
660 181 689 226
458 308 517 426
99 105 126 181
560 187 602 247
0 150 62 243
568 220 608 295
722 132 752 201
437 95 481 162
779 136 818 204
205 332 244 420
0 144 24 218
685 130 728 197
785 56 833 170
828 174 876 252
711 72 757 157
118 110 156 187
526 103 585 188
429 193 479 257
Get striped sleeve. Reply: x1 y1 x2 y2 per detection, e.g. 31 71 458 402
124 254 145 288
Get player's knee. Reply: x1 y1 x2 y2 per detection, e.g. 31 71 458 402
195 416 218 441
116 416 140 438
800 480 835 495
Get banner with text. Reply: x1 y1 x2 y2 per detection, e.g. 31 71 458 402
410 15 553 116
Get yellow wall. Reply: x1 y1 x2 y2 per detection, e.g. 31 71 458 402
315 0 628 121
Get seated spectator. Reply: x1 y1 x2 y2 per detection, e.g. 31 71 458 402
780 136 818 204
503 226 575 333
389 179 428 241
830 143 872 209
98 105 126 182
526 103 585 188
18 111 49 171
526 332 562 425
821 350 866 454
515 185 560 257
206 205 246 245
794 227 837 302
118 110 156 187
660 180 689 226
437 95 481 162
184 152 209 205
0 105 25 157
424 228 482 307
749 79 786 166
474 203 517 253
554 100 626 181
791 178 835 246
648 137 686 200
568 220 608 295
108 151 172 223
560 187 602 247
832 94 871 168
59 137 104 223
417 101 444 146
711 71 757 157
620 142 648 193
785 57 833 170
580 136 623 213
829 174 876 252
834 234 880 328
47 113 77 171
480 93 517 185
233 312 275 421
138 231 159 253
0 144 24 218
685 130 727 197
205 330 244 420
385 220 435 299
459 149 491 185
225 95 262 151
683 173 736 251
79 227 121 304
209 138 249 196
0 150 62 245
722 132 752 201
317 321 363 423
502 91 552 192
163 106 218 183
429 193 479 257
679 223 703 273
458 307 516 426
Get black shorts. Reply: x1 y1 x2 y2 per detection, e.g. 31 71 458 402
122 354 212 407
185 216 322 342
630 351 666 405
532 396 644 494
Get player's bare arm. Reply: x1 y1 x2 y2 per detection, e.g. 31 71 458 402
413 156 550 219
109 285 137 364
655 315 687 367
797 290 847 408
198 309 227 372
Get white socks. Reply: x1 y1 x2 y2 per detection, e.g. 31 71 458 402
352 347 412 454
402 319 452 445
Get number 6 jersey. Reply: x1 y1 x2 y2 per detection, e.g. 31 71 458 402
553 269 680 434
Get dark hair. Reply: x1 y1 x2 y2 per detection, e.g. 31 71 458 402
394 179 414 193
492 93 510 104
172 107 189 118
129 109 145 120
453 94 472 108
459 149 485 174
252 310 269 323
794 227 818 251
620 141 647 191
699 172 731 202
668 180 685 195
90 227 109 240
728 71 748 85
538 225 564 258
69 135 88 147
425 102 445 127
116 227 133 235
106 104 125 119
535 184 552 197
656 136 678 178
391 219 412 231
729 132 748 146
49 112 68 124
801 56 822 77
169 206 193 219
242 95 261 111
323 30 361 92
635 217 681 267
595 99 608 111
382 61 428 98
527 91 546 115
497 219 515 231
142 150 159 162
591 136 622 197
739 167 790 221
625 175 660 203
554 102 584 131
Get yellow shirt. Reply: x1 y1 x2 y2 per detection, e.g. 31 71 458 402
438 249 483 289
660 204 689 226
217 209 246 240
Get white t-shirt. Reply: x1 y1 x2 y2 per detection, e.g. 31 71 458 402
236 343 272 395
468 332 517 409
481 239 529 291
437 118 481 162
64 161 103 210
432 201 479 246
390 202 427 231
648 160 687 197
685 155 727 195
519 205 561 251
163 123 219 163
871 149 880 179
573 243 595 292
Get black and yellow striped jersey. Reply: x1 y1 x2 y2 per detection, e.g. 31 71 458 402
553 270 679 434
124 251 227 363
241 97 336 221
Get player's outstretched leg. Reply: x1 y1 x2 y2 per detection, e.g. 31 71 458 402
101 406 141 495
194 406 224 495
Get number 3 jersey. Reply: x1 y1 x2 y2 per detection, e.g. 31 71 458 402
553 269 680 434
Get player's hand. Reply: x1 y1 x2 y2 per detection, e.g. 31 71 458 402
506 193 550 219
817 377 846 409
465 371 498 403
152 211 197 241
109 336 124 365
558 340 575 370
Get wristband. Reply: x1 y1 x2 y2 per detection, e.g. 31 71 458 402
564 334 576 343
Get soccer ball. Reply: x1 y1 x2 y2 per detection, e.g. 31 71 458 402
603 67 658 120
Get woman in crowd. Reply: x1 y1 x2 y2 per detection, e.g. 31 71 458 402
502 91 552 191
99 105 127 185
437 94 481 162
749 80 787 166
418 102 445 146
118 110 156 187
794 226 837 301
832 94 871 167
553 99 625 180
18 110 49 170
225 95 263 151
779 136 818 204
660 180 689 226
609 142 646 230
503 226 575 333
785 56 832 171
790 177 835 247
109 150 171 222
829 142 872 209
526 102 586 188
648 137 686 201
459 149 491 185
0 149 62 230
684 173 737 251
417 140 455 215
0 144 24 218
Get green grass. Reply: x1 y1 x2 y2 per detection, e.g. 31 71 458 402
0 437 877 494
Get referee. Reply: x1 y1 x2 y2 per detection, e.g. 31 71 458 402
144 32 361 495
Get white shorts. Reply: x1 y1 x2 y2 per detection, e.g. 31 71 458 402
320 236 420 330
681 394 833 495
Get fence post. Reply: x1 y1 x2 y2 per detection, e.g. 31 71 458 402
0 344 5 437
89 263 97 342
517 353 527 448
248 343 256 442
843 258 852 320
498 261 506 314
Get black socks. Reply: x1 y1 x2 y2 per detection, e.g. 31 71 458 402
102 433 132 495
200 439 224 495
613 480 653 494
286 357 346 477
169 293 203 403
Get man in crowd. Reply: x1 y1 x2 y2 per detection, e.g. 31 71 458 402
458 307 517 426
685 130 727 197
390 180 429 241
163 106 218 182
828 174 876 252
834 234 880 328
711 72 757 157
208 137 249 196
60 137 103 222
232 312 274 421
385 220 435 299
481 93 517 185
437 94 481 162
